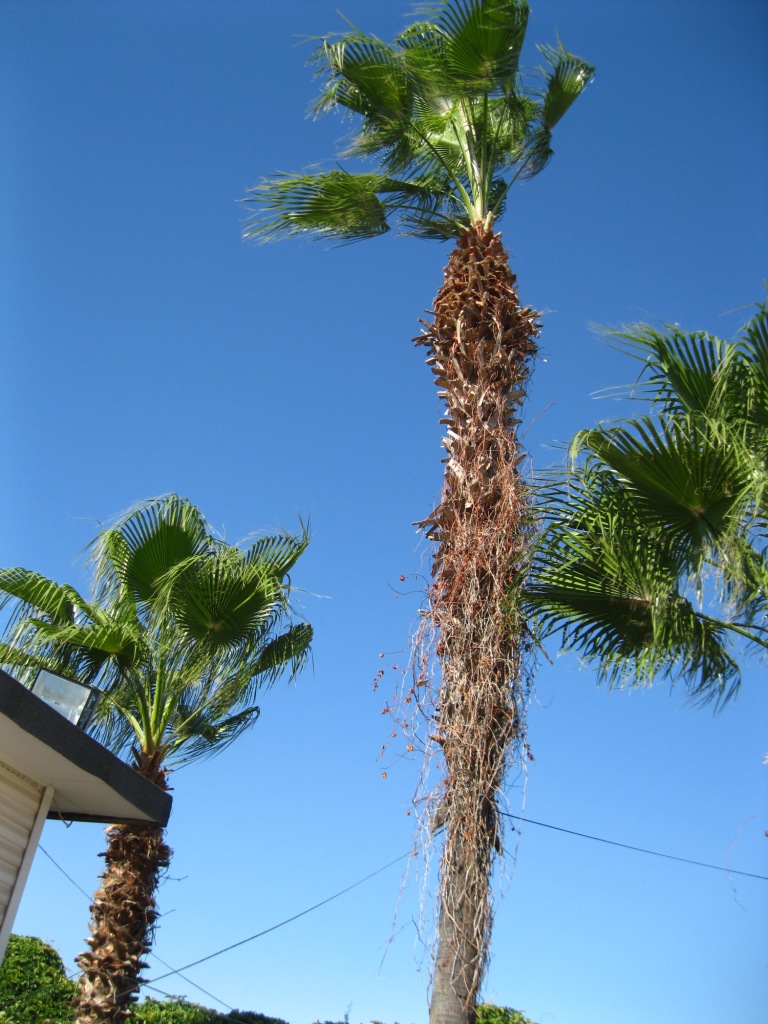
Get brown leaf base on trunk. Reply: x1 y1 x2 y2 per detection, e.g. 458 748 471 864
416 223 539 1024
76 756 171 1024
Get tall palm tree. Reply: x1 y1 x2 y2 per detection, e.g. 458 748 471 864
525 299 768 705
243 4 592 1021
0 495 312 1024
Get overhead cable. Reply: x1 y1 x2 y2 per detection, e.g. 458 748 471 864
37 844 236 1012
38 809 766 1007
144 848 415 986
500 812 768 880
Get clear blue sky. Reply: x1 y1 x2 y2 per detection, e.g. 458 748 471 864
2 2 767 1023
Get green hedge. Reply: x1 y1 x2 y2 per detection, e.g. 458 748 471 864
0 935 77 1024
133 997 289 1023
476 1005 536 1024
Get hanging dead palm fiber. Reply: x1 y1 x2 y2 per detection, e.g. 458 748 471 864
414 223 539 1016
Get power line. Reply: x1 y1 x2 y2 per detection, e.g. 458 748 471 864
38 810 766 1011
39 839 414 1001
37 844 236 1013
145 848 415 987
499 812 768 881
39 844 92 900
143 813 766 991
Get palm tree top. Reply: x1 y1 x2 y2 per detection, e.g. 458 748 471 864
525 300 768 708
243 0 593 243
0 495 312 769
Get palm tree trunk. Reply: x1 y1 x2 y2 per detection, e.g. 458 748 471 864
417 223 539 1024
76 752 171 1024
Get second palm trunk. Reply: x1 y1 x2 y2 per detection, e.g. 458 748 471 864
418 223 539 1024
76 756 171 1024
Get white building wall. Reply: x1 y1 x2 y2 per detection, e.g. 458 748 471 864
0 760 53 960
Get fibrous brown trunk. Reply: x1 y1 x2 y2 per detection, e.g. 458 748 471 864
417 223 538 1024
76 752 171 1024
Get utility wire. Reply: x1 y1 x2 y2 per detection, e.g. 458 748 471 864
144 848 415 987
37 844 236 1012
39 840 413 1001
499 812 768 881
39 811 766 1010
39 844 92 901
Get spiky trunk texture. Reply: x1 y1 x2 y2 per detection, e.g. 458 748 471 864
75 752 171 1024
417 223 539 1024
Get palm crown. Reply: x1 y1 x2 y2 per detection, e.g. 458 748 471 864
244 0 593 242
525 299 768 705
0 495 312 768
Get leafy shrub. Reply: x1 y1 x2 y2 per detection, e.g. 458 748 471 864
0 935 77 1024
227 1012 289 1024
132 996 290 1024
132 997 222 1023
476 1005 536 1024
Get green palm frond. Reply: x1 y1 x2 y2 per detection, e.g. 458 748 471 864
0 495 312 769
92 494 211 606
243 527 309 576
240 622 314 687
602 301 768 429
0 641 74 685
581 416 749 560
0 568 81 625
245 169 468 242
245 171 391 242
735 298 768 431
538 42 595 129
24 616 142 663
529 301 768 707
244 0 592 243
526 471 742 705
433 0 530 93
312 31 414 123
604 324 731 416
162 550 285 653
167 703 262 764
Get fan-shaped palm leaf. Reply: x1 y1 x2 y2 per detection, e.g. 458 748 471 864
243 0 592 242
0 495 312 1020
433 0 530 92
0 568 80 625
528 300 768 707
579 416 750 560
525 469 742 705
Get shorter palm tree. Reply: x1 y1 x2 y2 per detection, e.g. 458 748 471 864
0 495 312 1024
525 298 768 705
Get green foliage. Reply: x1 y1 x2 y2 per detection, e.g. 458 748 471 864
0 494 312 769
0 935 76 1024
244 0 593 243
0 941 292 1024
526 298 768 706
226 1012 289 1024
476 1005 536 1024
131 997 290 1024
132 997 219 1024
